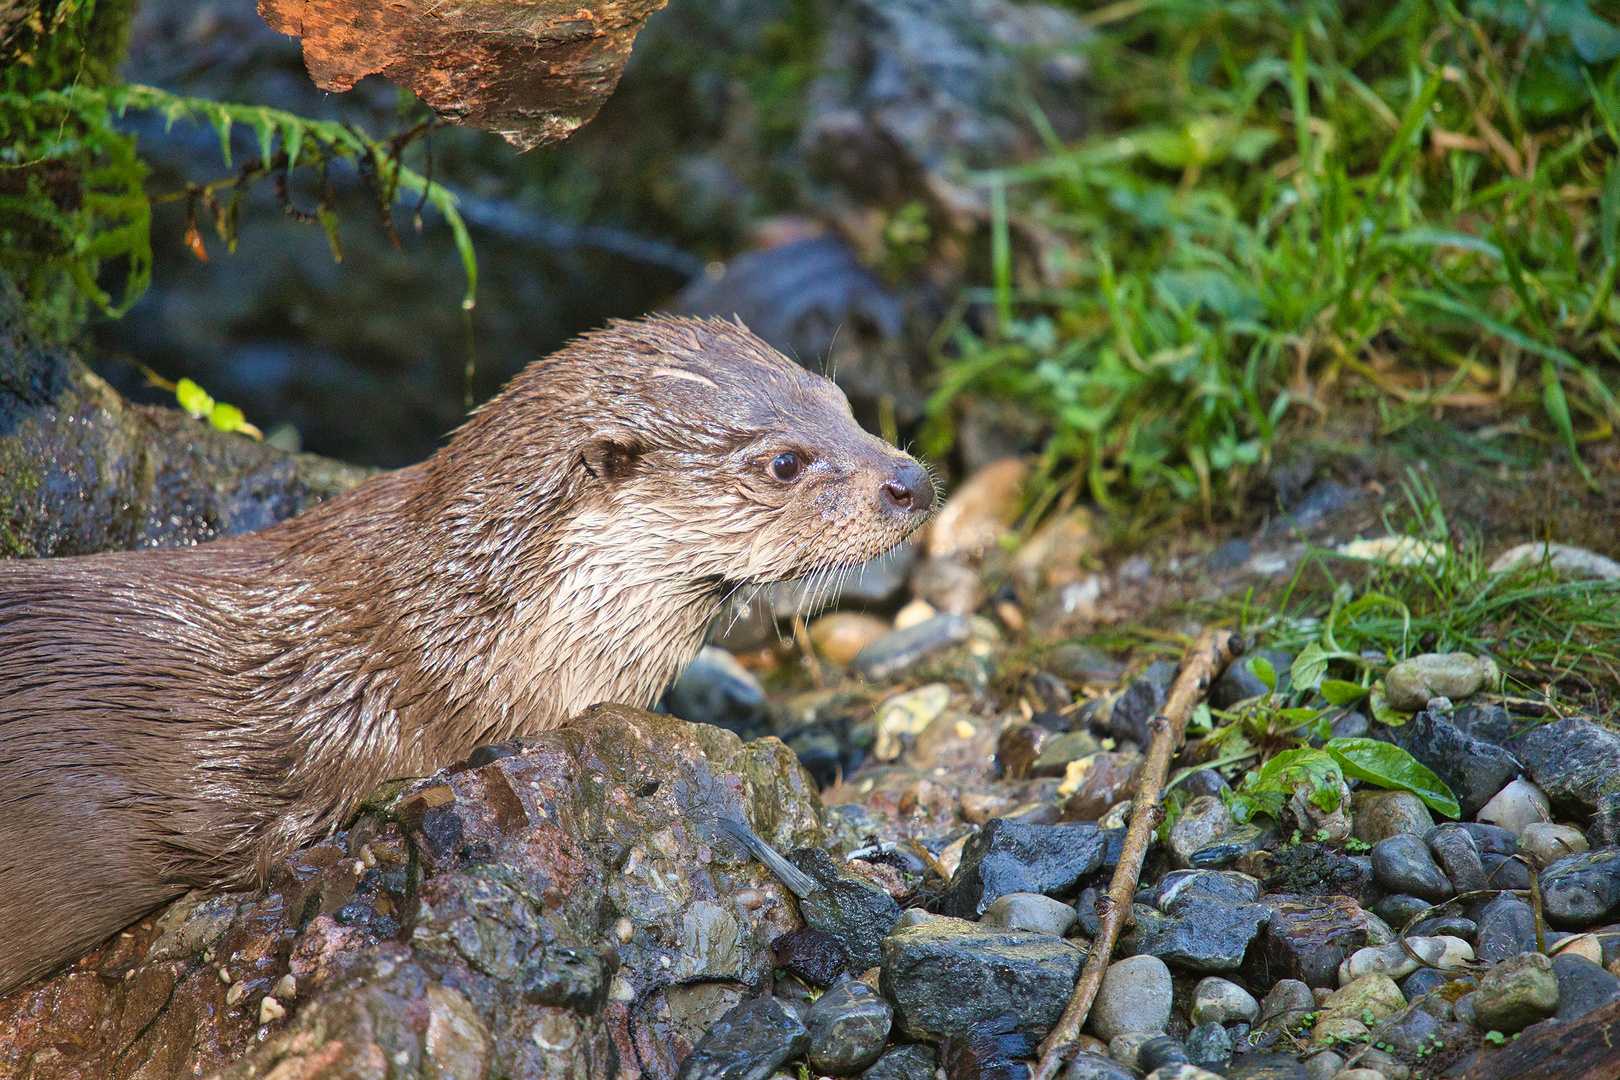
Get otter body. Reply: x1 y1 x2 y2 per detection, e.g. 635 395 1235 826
0 317 933 993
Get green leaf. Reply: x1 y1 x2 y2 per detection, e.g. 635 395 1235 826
1324 737 1461 818
1291 643 1330 692
1245 747 1345 811
1542 356 1594 487
1251 655 1277 694
208 401 246 432
175 377 213 418
1320 679 1370 706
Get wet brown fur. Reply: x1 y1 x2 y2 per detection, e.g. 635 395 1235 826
0 316 932 993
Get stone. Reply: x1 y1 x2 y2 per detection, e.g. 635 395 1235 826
870 683 952 763
1311 974 1404 1047
1370 834 1453 903
1490 541 1620 578
1263 894 1373 987
1555 933 1605 964
1427 824 1488 894
936 819 1106 918
1155 870 1262 912
1384 653 1499 711
1518 823 1590 868
1305 1053 1345 1080
879 918 1085 1039
1187 820 1278 870
789 848 903 970
909 556 985 616
1372 895 1434 929
1146 1066 1224 1080
665 646 768 735
1012 506 1102 598
1059 752 1145 822
811 613 893 667
1477 779 1551 835
1031 730 1104 776
1062 1050 1139 1080
997 724 1050 780
853 614 972 682
1110 662 1179 747
1338 936 1472 984
858 1044 937 1080
1476 895 1539 963
1186 1023 1232 1070
1210 650 1296 709
980 892 1078 937
1377 1004 1442 1055
1090 955 1174 1041
1386 709 1522 818
1109 1031 1165 1071
1046 643 1127 684
1191 977 1260 1025
1509 718 1620 817
1228 1054 1310 1080
1257 979 1316 1033
1409 915 1475 940
678 996 811 1080
1123 898 1270 972
1552 954 1620 1021
1351 791 1434 844
1540 849 1620 929
1169 796 1234 868
1473 951 1559 1033
1179 769 1231 799
772 927 850 988
927 457 1027 561
1136 1034 1191 1072
1482 852 1533 890
804 981 892 1075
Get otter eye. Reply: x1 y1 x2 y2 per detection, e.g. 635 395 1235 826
769 452 803 483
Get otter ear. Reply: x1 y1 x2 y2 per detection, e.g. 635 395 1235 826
581 438 641 482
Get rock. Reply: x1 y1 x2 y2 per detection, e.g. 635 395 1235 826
1427 824 1488 894
1554 933 1604 964
1124 898 1270 973
1592 793 1620 849
679 996 811 1080
1518 823 1590 869
1312 974 1405 1046
997 723 1051 780
1063 1050 1140 1080
1155 870 1262 912
928 458 1028 561
1377 1004 1442 1055
936 819 1106 918
1090 955 1174 1041
1552 954 1620 1021
1476 895 1540 963
1383 653 1499 711
1386 710 1522 818
1046 643 1126 684
854 614 972 682
1372 894 1433 929
1370 834 1453 903
1410 914 1475 939
1059 752 1145 822
1210 650 1295 709
1144 1064 1223 1080
909 556 985 616
789 848 903 970
859 1044 937 1080
894 598 936 629
871 683 952 762
1351 790 1435 844
1476 778 1551 835
1441 996 1620 1080
666 646 767 735
1540 849 1620 928
1186 1022 1232 1069
1339 937 1472 984
1013 506 1102 598
1490 541 1620 579
1399 965 1455 1001
1262 894 1373 987
1169 796 1234 868
772 927 850 989
1228 1053 1311 1080
1031 730 1104 777
980 892 1078 937
1482 852 1533 890
1191 977 1260 1025
811 614 894 667
1109 1031 1165 1071
1507 718 1620 817
879 918 1085 1039
1110 662 1179 747
1187 820 1278 870
1257 979 1316 1033
1179 769 1231 799
1473 951 1559 1033
1136 1034 1191 1072
804 981 892 1075
1263 842 1373 901
1207 539 1252 572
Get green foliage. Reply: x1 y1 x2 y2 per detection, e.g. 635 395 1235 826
174 377 261 439
927 0 1620 512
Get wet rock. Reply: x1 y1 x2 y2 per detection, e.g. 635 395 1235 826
1410 914 1475 939
1592 792 1620 849
1371 834 1453 903
1046 643 1126 684
1207 540 1252 573
880 918 1085 1039
1169 796 1233 869
1473 951 1559 1033
1427 824 1488 894
805 981 892 1075
1226 1053 1310 1080
812 613 895 667
1311 974 1405 1045
996 723 1050 780
772 927 850 989
1482 852 1533 890
1125 898 1270 973
666 646 768 735
854 614 972 682
1155 870 1262 912
1508 718 1620 818
1372 894 1433 929
1476 894 1539 963
1518 823 1590 869
1186 1022 1232 1069
1090 955 1174 1040
1477 779 1551 834
679 996 811 1080
1540 849 1620 928
1384 653 1499 711
1210 651 1295 709
1191 977 1259 1025
789 848 903 970
1399 966 1455 1001
1256 979 1315 1034
1136 1034 1191 1072
1351 790 1435 844
1062 1050 1139 1080
1339 936 1472 984
1263 842 1373 901
937 819 1106 918
1262 895 1373 987
1386 709 1522 818
1110 661 1178 747
1179 769 1231 799
1109 1031 1164 1071
1031 730 1104 777
872 683 952 762
1059 752 1145 822
939 1012 1039 1080
1187 819 1278 870
860 1044 937 1080
1552 953 1620 1021
980 892 1078 937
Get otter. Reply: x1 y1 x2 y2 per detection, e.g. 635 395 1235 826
0 315 934 994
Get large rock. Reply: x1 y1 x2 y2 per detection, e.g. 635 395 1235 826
936 819 1107 918
0 707 825 1079
1387 710 1523 818
1508 718 1620 817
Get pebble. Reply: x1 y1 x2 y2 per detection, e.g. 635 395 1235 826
1409 914 1474 939
1187 821 1277 870
1518 822 1589 868
1551 953 1620 1020
892 598 935 630
1046 643 1126 684
1338 936 1472 984
789 848 902 970
1137 1034 1191 1072
1370 834 1453 903
927 457 1027 560
1472 951 1559 1032
1376 1006 1442 1056
1490 541 1620 578
1179 769 1231 798
1383 652 1499 711
1539 848 1620 927
979 892 1078 937
665 646 766 732
1427 824 1487 894
1401 966 1460 1003
1090 955 1174 1041
858 1044 937 1080
1030 730 1103 776
1475 894 1539 963
1060 752 1145 821
677 996 809 1080
1191 976 1260 1025
1063 1050 1140 1080
1155 870 1262 912
804 981 892 1074
1145 1067 1224 1080
909 556 985 616
771 926 849 988
1350 791 1433 845
1311 974 1405 1046
1257 979 1316 1033
1554 933 1604 964
1210 650 1295 709
1109 662 1177 747
1303 1052 1343 1080
871 683 951 762
1263 895 1373 987
1476 778 1550 835
1481 852 1532 890
1186 1022 1232 1069
1169 796 1233 868
937 819 1106 918
1371 895 1433 929
1387 710 1522 817
1334 1070 1388 1080
1109 1031 1164 1070
810 613 892 666
1125 897 1270 972
854 614 971 683
1509 717 1620 817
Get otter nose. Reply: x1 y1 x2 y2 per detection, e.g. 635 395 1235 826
882 461 934 514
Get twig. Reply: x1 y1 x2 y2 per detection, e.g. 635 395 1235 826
1033 628 1245 1080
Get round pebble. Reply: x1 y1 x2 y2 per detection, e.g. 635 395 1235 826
1186 1022 1231 1069
1351 791 1434 844
1477 779 1551 835
1092 955 1174 1041
1370 834 1453 902
1540 848 1620 928
1518 823 1589 869
979 892 1078 937
1191 976 1259 1025
1473 951 1559 1032
1063 1051 1139 1080
1137 1034 1191 1073
1169 796 1233 868
804 981 892 1073
1109 1031 1165 1070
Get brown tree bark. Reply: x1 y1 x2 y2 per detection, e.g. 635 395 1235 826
257 0 669 150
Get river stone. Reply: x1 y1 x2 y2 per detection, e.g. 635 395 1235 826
1478 779 1551 835
1351 790 1434 844
1186 1023 1232 1070
1191 977 1259 1025
980 892 1078 937
858 1044 937 1080
1155 870 1262 912
789 847 902 969
679 996 810 1080
879 918 1085 1039
1540 849 1620 928
1551 953 1620 1021
1372 894 1434 929
1136 1034 1191 1073
805 981 892 1074
1476 894 1539 963
1370 834 1453 903
1508 718 1620 816
1427 824 1488 894
853 613 972 682
1256 979 1315 1034
936 818 1106 918
1124 898 1270 972
1210 650 1295 709
1339 936 1472 984
1090 955 1174 1041
1518 822 1589 868
1262 895 1372 987
1387 709 1522 818
1227 1053 1310 1080
665 646 767 735
1187 820 1278 870
1169 796 1233 868
1384 653 1499 711
1062 1050 1139 1080
1473 951 1559 1033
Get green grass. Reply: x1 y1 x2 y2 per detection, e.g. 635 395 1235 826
924 0 1620 517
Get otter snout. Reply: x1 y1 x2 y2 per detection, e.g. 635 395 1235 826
881 460 935 516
